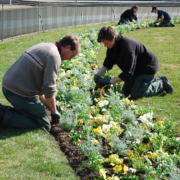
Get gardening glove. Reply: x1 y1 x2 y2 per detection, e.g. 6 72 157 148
97 78 111 85
94 74 105 88
94 74 101 83
51 111 61 125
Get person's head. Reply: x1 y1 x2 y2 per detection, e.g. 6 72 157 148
131 5 139 13
151 7 158 13
59 35 81 60
97 26 118 49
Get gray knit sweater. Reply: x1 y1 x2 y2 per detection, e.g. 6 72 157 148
2 43 61 98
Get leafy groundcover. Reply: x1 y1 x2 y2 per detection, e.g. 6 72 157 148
50 19 180 180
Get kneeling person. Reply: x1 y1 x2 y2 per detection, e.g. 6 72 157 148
0 35 81 130
94 26 173 100
151 7 175 27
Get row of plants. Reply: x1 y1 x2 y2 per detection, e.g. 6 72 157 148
55 18 180 180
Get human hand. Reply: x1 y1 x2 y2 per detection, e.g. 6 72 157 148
94 74 101 83
51 112 61 125
97 78 111 85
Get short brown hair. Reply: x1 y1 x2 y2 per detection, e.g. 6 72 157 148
131 5 139 10
97 26 118 42
59 35 80 51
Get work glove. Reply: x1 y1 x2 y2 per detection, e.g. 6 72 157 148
94 74 111 88
94 74 101 83
97 78 111 85
51 111 61 125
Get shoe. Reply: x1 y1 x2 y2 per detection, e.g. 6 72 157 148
158 76 173 94
0 103 9 121
170 23 176 27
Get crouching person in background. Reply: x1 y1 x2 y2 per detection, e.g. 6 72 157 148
118 5 139 25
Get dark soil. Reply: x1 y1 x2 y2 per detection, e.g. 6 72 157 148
47 108 100 180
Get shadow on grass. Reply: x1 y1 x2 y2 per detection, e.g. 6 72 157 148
0 127 31 140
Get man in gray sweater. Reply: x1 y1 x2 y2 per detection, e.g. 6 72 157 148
0 35 81 131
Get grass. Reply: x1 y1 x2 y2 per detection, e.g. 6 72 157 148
0 23 179 179
0 129 79 180
97 24 180 135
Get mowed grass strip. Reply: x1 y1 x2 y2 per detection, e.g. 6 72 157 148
0 129 79 180
97 24 180 135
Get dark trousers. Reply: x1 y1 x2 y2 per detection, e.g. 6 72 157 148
2 87 51 131
118 18 129 25
159 20 174 27
122 74 164 100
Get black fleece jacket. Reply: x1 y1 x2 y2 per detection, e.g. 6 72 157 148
120 9 138 22
103 35 159 82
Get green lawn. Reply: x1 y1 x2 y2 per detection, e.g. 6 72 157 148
0 23 179 179
97 24 180 135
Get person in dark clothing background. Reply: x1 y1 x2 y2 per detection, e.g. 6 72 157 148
118 5 139 25
94 26 173 100
152 7 175 27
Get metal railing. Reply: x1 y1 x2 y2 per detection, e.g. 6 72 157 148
0 1 180 41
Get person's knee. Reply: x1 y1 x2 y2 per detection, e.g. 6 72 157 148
130 91 142 100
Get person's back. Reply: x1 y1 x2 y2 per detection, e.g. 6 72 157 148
118 6 138 25
158 9 171 20
3 43 61 98
151 7 175 27
120 9 132 20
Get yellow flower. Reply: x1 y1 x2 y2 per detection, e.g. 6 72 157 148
122 98 134 106
93 139 99 144
105 154 123 166
126 150 133 158
77 139 81 145
99 168 107 179
107 175 119 180
113 165 123 172
93 126 102 135
123 164 129 174
156 120 164 123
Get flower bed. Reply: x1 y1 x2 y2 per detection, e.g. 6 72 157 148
53 19 180 180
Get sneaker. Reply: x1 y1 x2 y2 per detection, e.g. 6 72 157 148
158 76 173 94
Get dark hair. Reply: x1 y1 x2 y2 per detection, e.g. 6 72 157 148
131 5 139 10
97 26 118 42
59 35 80 51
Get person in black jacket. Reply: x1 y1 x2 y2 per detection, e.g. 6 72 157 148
94 26 173 100
118 5 139 25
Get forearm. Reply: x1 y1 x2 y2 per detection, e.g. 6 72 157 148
110 77 123 84
96 66 109 76
39 95 57 113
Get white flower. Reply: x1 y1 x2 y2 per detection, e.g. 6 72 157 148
98 100 109 107
128 168 137 173
102 108 107 112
